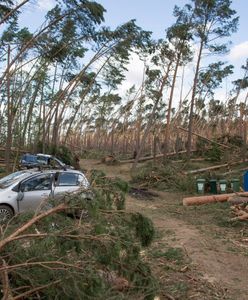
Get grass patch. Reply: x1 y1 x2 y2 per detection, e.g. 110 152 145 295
168 282 189 297
153 247 184 261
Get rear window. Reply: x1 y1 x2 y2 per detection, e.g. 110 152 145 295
58 173 79 186
22 155 37 163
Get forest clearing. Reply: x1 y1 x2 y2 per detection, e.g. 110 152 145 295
0 0 247 299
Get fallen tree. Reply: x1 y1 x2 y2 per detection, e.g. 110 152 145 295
177 126 231 149
184 159 248 175
0 171 157 299
120 150 197 164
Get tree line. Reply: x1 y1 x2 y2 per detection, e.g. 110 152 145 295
0 0 247 170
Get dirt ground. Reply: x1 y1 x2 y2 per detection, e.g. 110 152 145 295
81 159 248 300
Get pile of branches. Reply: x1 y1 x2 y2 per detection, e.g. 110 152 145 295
0 170 157 299
228 195 248 221
132 162 195 193
230 203 248 221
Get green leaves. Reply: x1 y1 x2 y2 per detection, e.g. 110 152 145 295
198 61 234 97
132 213 155 247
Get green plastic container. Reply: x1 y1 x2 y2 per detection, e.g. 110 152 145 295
196 179 206 194
219 179 227 194
209 179 217 194
231 178 240 192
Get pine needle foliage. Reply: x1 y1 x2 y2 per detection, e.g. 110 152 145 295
0 171 157 299
132 161 195 193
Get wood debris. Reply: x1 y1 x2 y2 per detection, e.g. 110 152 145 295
230 203 248 221
227 195 248 205
101 155 118 165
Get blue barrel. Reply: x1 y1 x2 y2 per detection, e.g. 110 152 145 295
243 171 248 191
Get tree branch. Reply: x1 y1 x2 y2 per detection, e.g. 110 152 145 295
0 204 68 251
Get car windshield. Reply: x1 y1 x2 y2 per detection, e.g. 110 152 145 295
0 171 31 189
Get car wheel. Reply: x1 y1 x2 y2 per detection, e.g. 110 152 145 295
0 205 14 224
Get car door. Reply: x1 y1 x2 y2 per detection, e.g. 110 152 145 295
18 174 53 212
53 172 81 199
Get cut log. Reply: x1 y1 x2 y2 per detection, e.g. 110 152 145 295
183 192 248 206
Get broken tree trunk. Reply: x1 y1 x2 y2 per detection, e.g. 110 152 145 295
185 159 248 175
120 150 197 164
185 163 230 175
178 126 231 149
183 192 248 206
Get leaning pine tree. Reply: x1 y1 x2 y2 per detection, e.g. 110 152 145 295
184 0 239 159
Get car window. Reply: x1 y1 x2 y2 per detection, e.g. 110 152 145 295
57 173 79 186
22 174 52 192
22 155 37 163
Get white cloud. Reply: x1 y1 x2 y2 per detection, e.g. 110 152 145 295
36 0 55 11
228 41 248 61
118 53 145 95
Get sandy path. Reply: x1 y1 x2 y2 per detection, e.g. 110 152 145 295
126 194 248 300
81 159 248 299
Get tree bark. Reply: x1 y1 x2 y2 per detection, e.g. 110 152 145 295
163 55 180 157
186 40 204 160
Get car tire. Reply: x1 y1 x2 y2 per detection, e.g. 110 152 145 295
0 205 14 224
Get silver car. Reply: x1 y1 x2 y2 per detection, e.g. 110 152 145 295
0 169 90 222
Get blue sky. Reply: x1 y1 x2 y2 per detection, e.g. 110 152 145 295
97 0 248 99
99 0 247 44
23 0 248 45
